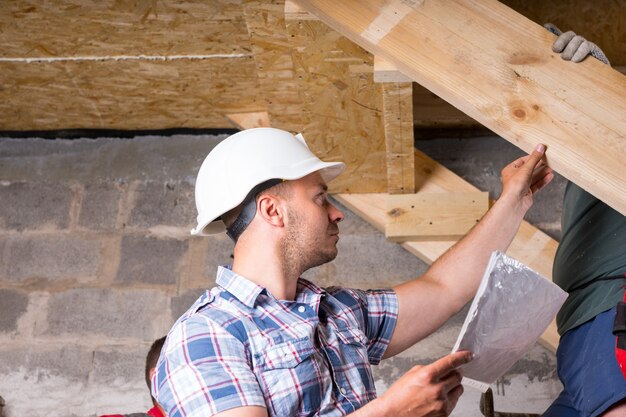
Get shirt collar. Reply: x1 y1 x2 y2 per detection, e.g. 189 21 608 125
216 266 327 309
216 265 266 308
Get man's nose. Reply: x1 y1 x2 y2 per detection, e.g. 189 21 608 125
328 201 344 224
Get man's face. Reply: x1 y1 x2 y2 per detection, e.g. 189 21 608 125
281 172 344 273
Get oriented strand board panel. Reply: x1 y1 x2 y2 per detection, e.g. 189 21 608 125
385 192 489 241
334 148 560 351
226 112 271 130
285 15 388 193
296 0 626 217
1 1 252 57
243 1 305 132
0 58 262 130
0 0 263 130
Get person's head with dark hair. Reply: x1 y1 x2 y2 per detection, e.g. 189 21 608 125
145 337 166 408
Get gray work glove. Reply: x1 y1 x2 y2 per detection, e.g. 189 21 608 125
544 23 610 65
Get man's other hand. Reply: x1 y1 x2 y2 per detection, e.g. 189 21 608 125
371 351 473 417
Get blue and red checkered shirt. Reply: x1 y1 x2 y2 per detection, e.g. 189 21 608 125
152 266 398 417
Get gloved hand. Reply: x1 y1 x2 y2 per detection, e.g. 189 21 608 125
544 23 610 65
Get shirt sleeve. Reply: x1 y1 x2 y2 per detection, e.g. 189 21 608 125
152 314 266 417
330 287 398 365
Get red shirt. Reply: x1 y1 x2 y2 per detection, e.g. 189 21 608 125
100 406 165 417
147 406 165 417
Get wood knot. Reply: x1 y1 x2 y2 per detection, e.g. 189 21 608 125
513 109 526 119
387 208 405 217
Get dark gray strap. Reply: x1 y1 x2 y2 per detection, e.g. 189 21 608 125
226 179 283 242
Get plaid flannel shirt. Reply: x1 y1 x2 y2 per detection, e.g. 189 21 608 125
152 266 398 417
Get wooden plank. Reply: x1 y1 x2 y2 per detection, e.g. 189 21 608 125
225 112 271 130
334 148 560 352
284 5 389 193
296 0 626 217
386 192 489 241
381 82 416 193
0 58 263 130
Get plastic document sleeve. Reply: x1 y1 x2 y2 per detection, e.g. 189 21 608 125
452 251 567 392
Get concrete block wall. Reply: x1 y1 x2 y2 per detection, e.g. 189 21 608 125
0 135 563 417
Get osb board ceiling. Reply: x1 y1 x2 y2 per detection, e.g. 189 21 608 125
0 0 263 130
1 1 251 56
2 59 263 130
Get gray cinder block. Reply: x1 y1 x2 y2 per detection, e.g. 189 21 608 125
117 235 187 285
44 288 168 339
0 289 29 333
2 234 101 282
0 182 73 231
129 181 195 229
79 183 123 230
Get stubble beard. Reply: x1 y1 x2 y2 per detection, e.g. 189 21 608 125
282 209 338 278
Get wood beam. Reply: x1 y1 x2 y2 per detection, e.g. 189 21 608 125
385 191 489 241
296 0 626 217
373 56 415 193
334 148 560 352
381 82 416 194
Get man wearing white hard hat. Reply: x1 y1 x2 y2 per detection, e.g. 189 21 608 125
151 127 553 417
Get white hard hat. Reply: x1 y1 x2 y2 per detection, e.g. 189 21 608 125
191 127 345 236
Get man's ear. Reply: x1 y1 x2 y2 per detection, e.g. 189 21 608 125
257 194 285 228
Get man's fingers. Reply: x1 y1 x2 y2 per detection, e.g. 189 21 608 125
428 351 473 378
530 170 554 194
438 369 463 394
530 161 550 181
521 144 546 174
446 384 464 414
